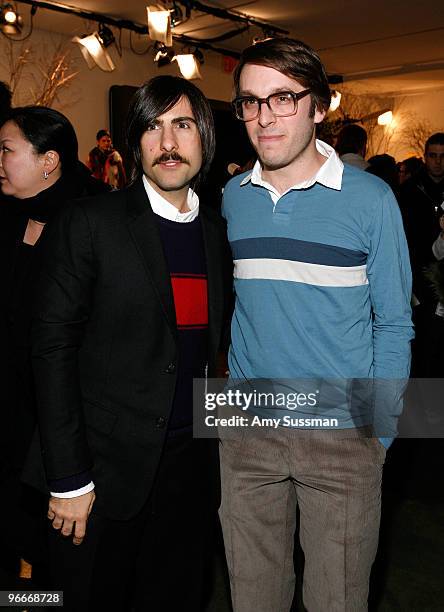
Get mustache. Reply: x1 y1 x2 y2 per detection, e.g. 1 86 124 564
152 152 189 166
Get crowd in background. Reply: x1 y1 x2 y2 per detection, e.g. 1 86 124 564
334 121 444 387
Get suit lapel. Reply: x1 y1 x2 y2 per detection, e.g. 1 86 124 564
125 179 177 337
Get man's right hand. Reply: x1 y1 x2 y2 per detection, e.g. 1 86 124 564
47 490 95 545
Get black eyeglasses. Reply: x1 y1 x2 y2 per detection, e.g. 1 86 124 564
232 89 311 122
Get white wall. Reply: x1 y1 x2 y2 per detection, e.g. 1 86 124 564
388 90 444 161
0 27 234 161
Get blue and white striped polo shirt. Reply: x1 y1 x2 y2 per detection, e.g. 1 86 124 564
222 142 413 387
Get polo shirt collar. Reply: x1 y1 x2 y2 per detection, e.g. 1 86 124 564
240 139 343 194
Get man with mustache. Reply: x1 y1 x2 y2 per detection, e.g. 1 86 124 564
25 76 231 611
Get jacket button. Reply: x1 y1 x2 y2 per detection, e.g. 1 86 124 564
165 362 176 374
156 416 166 429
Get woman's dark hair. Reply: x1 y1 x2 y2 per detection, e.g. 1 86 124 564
0 81 12 126
399 156 423 177
126 75 215 186
7 106 78 172
233 37 332 117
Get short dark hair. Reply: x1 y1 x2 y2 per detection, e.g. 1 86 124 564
233 37 331 117
7 106 78 172
96 129 110 141
335 124 368 156
126 75 215 187
367 154 398 191
399 156 423 176
425 132 444 153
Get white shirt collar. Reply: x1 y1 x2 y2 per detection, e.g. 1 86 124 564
142 174 199 223
240 139 344 199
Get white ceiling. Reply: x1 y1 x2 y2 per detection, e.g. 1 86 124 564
15 0 444 96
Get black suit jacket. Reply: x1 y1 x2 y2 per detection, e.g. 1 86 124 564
25 178 231 520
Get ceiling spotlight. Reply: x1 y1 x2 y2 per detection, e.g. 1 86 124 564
353 108 392 124
0 2 23 34
252 33 273 45
174 53 202 80
170 2 184 27
72 32 115 72
4 4 16 21
154 41 175 67
377 110 393 126
97 23 115 48
147 5 172 46
329 90 341 112
193 48 204 65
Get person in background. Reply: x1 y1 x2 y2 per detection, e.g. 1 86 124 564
0 106 109 587
335 122 369 170
367 153 399 195
86 128 126 188
220 37 413 612
398 156 424 185
420 217 444 427
25 76 231 612
399 133 444 376
86 128 112 179
103 148 126 189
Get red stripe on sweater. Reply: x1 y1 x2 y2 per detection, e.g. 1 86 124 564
171 276 208 328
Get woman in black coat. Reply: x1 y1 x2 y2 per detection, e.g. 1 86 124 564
0 106 110 584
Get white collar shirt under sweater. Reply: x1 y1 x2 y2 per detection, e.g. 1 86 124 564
142 174 199 222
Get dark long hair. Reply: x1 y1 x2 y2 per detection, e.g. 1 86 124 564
233 37 332 117
126 75 215 186
7 106 79 172
0 81 12 126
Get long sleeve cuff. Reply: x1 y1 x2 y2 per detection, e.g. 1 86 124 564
50 481 95 498
49 470 94 497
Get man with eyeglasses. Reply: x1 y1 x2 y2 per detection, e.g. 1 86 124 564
219 38 413 612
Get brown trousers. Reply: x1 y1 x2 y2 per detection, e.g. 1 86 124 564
219 428 386 612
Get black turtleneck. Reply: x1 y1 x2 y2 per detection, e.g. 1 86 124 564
0 162 109 474
1 161 109 223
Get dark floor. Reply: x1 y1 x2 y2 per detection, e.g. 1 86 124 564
1 439 444 611
369 439 444 612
